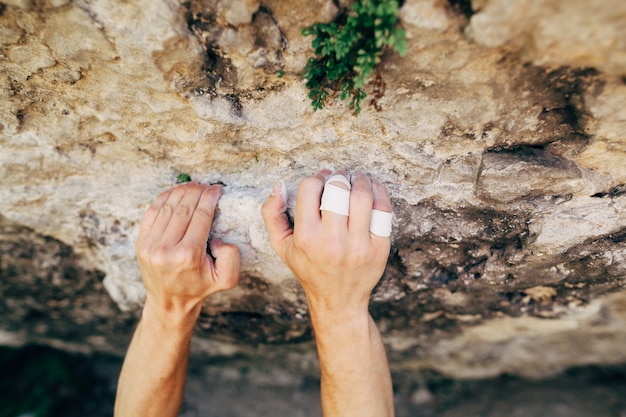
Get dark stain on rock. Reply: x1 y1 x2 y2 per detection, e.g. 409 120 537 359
591 184 626 199
543 66 605 131
196 274 311 344
476 147 584 203
253 8 284 49
446 0 474 19
16 108 25 128
181 0 288 111
204 49 237 90
364 197 626 347
539 104 579 128
184 1 237 95
0 3 6 17
225 93 243 117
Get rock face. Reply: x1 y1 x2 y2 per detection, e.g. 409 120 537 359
1 0 625 379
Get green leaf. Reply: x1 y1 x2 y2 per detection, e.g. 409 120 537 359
176 173 191 183
301 0 406 114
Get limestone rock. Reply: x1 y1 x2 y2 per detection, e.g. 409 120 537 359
224 0 260 27
1 0 626 380
467 0 626 75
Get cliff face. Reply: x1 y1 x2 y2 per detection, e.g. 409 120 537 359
1 0 625 379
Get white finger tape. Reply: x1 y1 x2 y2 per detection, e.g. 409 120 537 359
326 174 352 190
369 209 392 237
320 184 351 216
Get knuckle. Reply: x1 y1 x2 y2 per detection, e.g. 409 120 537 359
136 245 151 263
173 244 200 267
160 202 175 216
148 245 171 268
293 228 314 250
144 204 161 219
174 204 192 217
193 204 214 221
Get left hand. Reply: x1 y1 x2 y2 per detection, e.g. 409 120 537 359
135 182 240 327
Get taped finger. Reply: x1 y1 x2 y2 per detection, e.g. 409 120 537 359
319 174 351 216
369 209 392 237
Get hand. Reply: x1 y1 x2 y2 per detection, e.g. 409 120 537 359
135 182 240 327
261 170 392 318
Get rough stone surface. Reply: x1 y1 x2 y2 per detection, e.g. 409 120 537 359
1 0 625 380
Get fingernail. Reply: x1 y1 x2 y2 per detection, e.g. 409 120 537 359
280 180 288 204
270 180 288 211
271 180 288 200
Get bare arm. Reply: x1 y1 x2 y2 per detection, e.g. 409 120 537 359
262 170 394 417
115 182 240 417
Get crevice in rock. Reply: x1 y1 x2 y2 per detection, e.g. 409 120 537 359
254 5 287 55
446 0 473 19
181 1 288 117
544 66 604 132
591 184 626 199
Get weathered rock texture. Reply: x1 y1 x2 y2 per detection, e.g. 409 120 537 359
1 0 625 380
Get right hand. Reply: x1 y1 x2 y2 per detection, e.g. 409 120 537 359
261 170 392 318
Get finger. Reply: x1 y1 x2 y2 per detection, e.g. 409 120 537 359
162 182 209 244
207 238 240 292
348 172 374 238
136 188 173 248
370 178 393 244
371 178 392 212
180 185 222 249
143 184 191 245
261 180 293 258
321 170 350 235
294 169 330 234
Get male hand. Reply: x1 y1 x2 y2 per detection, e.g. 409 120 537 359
135 182 240 328
261 169 392 318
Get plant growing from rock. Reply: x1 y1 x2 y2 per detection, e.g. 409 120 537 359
176 173 192 183
301 0 406 114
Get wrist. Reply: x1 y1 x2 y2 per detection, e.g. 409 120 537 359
142 297 202 336
304 290 370 324
308 302 372 337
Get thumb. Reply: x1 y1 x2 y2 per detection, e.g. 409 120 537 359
208 238 240 291
261 180 293 258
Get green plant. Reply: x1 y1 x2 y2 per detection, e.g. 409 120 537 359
176 173 192 183
301 0 406 114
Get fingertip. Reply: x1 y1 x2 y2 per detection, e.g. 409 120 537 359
262 182 287 219
314 169 332 183
267 180 288 210
201 184 223 205
261 184 293 258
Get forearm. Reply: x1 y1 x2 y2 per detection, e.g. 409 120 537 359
310 307 394 417
114 303 200 417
